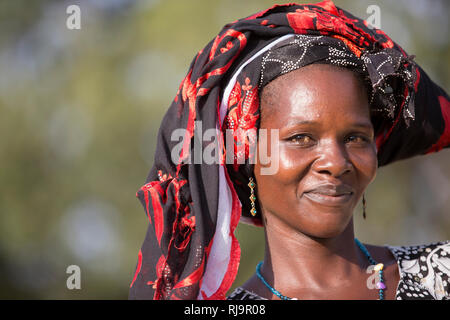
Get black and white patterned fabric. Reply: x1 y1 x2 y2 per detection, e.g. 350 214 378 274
227 241 450 300
389 241 450 300
257 34 417 127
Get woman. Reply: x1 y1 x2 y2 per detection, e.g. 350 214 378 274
129 1 450 300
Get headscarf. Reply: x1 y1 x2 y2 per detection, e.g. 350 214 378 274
129 0 450 300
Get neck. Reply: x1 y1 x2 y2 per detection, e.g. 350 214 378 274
261 217 369 295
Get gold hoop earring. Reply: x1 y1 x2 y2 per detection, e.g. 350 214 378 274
248 177 257 216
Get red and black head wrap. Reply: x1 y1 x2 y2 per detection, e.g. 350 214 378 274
129 1 450 300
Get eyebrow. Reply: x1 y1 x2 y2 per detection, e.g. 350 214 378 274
286 120 374 130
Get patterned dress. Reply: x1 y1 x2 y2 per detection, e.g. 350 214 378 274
227 241 450 300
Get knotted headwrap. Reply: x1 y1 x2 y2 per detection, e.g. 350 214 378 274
129 0 450 300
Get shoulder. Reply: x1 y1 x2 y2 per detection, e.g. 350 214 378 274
387 240 450 300
386 240 450 266
227 287 267 300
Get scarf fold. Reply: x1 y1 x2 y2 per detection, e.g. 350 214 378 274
129 0 450 300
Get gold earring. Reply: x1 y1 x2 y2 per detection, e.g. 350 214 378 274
248 177 257 216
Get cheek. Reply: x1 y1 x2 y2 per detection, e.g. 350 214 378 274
255 146 307 189
349 145 378 187
255 146 310 199
277 147 310 182
263 145 378 193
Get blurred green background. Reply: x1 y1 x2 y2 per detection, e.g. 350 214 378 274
0 0 448 299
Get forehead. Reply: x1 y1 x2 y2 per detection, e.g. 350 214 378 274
260 64 370 127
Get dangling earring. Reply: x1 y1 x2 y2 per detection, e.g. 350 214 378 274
362 193 367 220
248 177 257 216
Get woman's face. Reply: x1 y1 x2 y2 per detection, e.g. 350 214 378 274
254 64 377 238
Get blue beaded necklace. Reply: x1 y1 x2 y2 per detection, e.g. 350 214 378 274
256 238 386 300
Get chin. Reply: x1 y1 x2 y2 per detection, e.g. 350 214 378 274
308 227 348 239
299 210 353 239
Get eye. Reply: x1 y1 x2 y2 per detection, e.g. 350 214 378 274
288 134 315 146
345 134 370 144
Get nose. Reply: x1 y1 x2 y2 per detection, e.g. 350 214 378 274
312 140 353 177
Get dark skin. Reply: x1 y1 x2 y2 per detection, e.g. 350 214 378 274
242 64 400 300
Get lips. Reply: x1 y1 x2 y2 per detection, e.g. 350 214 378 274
303 183 354 206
